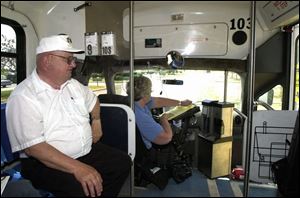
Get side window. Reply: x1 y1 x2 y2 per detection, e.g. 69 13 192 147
88 72 107 96
1 18 26 103
258 85 283 110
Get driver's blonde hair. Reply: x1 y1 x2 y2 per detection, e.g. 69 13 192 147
126 76 152 101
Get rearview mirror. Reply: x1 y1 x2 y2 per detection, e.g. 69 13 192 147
162 79 184 85
166 51 184 69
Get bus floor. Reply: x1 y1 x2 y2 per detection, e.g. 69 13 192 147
132 169 280 197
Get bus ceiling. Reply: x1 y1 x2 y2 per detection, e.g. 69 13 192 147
1 1 298 68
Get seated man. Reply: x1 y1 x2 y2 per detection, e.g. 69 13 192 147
6 34 131 197
126 75 192 150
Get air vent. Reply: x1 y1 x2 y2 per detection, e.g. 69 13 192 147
171 14 184 21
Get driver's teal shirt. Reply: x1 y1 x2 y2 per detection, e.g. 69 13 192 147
134 97 163 149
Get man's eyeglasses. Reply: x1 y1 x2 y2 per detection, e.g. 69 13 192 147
49 54 77 65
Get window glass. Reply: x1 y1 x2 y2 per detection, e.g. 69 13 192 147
88 72 107 95
1 57 16 79
1 24 16 53
258 85 283 110
1 25 17 103
227 72 242 110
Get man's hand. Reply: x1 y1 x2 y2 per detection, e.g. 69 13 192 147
73 162 103 197
159 113 171 123
180 99 192 106
91 119 102 143
24 142 103 197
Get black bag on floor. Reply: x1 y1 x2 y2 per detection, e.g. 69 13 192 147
271 111 299 197
271 157 288 194
135 158 169 190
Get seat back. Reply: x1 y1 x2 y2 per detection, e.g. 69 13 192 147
1 103 19 166
98 94 129 106
85 97 136 196
100 103 135 160
98 94 171 189
98 94 147 161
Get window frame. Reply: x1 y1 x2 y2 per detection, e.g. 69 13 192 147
1 17 26 84
293 35 299 110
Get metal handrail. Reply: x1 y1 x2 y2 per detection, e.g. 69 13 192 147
254 100 275 110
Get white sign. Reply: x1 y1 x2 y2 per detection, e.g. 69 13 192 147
85 32 100 56
263 1 299 22
248 110 297 183
101 32 117 56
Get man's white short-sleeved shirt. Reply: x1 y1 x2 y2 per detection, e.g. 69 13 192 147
6 69 97 159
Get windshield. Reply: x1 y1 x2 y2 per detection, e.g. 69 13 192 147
115 69 242 110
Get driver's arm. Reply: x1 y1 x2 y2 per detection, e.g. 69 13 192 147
153 97 192 108
152 113 173 145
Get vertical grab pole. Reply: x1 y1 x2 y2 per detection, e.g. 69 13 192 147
224 70 228 102
129 1 135 197
129 1 134 110
243 1 256 197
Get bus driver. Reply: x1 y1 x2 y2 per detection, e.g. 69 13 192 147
126 75 192 150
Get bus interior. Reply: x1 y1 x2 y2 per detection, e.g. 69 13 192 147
1 1 299 197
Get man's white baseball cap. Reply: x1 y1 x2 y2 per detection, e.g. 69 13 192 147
36 34 84 54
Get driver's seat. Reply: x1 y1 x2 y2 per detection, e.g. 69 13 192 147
98 94 169 190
